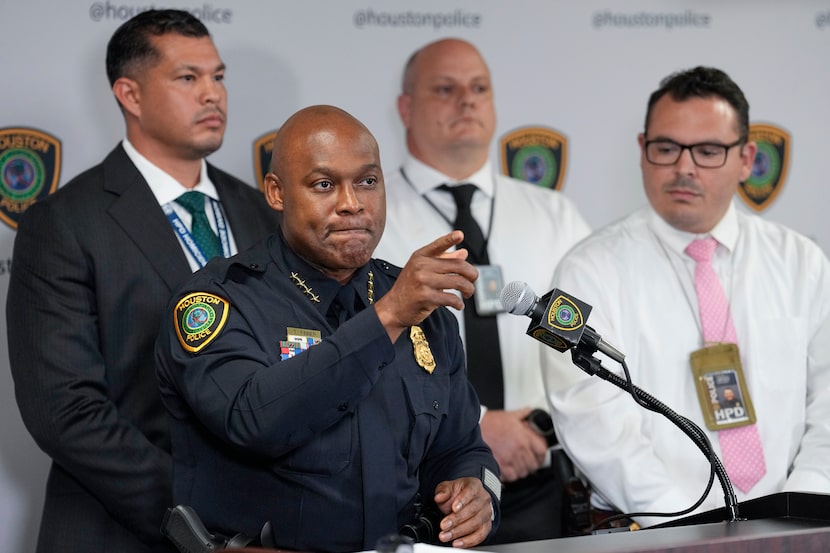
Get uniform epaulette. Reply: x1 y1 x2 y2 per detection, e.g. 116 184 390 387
373 258 401 278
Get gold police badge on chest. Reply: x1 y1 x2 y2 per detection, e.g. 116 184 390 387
410 325 435 374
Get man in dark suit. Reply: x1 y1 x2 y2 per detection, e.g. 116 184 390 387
6 10 279 553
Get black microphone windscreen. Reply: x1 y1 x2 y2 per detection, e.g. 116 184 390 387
500 281 536 316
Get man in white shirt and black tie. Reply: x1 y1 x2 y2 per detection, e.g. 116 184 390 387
375 37 591 543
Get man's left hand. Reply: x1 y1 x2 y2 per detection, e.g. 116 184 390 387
433 477 493 548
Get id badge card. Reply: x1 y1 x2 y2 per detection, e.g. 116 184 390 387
690 343 758 431
473 265 505 316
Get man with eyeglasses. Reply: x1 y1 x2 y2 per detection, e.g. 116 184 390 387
540 66 830 528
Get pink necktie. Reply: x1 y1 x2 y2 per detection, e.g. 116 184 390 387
685 237 766 493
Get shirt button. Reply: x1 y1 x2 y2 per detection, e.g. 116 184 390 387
249 263 259 269
433 400 439 411
338 402 348 411
378 362 387 370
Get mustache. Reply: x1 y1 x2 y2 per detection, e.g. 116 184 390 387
194 107 226 122
663 176 702 195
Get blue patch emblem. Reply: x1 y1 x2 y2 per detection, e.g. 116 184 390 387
0 127 61 229
740 123 790 213
252 130 278 193
499 126 568 191
547 295 583 332
175 292 230 353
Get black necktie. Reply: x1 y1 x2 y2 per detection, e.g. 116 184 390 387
440 184 505 409
328 285 357 327
176 191 222 260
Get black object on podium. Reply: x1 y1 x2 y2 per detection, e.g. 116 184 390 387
482 492 830 553
653 491 830 528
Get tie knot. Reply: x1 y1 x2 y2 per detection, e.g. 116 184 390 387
329 285 358 326
176 191 208 215
440 183 477 211
685 236 718 263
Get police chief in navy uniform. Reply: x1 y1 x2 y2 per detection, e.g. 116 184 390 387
155 105 501 552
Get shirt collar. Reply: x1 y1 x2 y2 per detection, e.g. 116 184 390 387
121 138 220 205
401 155 495 197
649 200 739 256
275 230 373 318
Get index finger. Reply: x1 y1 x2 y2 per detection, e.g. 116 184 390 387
414 231 465 259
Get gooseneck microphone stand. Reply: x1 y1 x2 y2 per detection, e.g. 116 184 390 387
569 344 742 524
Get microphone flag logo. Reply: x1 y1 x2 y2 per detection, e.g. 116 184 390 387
526 289 592 353
548 295 584 331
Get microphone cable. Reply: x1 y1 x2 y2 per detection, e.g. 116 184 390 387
570 348 740 530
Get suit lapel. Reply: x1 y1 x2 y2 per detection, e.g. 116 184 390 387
102 146 192 291
212 166 264 252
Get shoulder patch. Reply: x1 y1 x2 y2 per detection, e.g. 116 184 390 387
174 292 230 353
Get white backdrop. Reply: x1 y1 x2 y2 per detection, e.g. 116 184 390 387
1 1 828 550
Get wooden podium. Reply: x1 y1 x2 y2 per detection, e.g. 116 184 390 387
482 492 830 553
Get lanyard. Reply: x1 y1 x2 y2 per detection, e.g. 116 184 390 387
399 167 496 252
163 198 231 268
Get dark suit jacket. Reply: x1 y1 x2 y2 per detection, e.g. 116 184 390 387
6 145 280 553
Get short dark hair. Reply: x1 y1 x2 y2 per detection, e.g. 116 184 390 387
105 9 210 87
644 66 750 140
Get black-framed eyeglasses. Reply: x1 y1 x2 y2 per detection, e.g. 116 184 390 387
644 138 745 168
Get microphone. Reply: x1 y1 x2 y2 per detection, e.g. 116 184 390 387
500 281 624 363
501 281 741 524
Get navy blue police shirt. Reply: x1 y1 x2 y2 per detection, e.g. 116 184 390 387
155 231 500 552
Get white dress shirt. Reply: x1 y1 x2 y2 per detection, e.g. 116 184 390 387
375 155 591 414
541 202 830 527
122 138 239 271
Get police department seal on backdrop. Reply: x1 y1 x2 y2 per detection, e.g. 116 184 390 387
0 127 61 229
499 126 568 191
740 123 790 213
253 130 278 193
